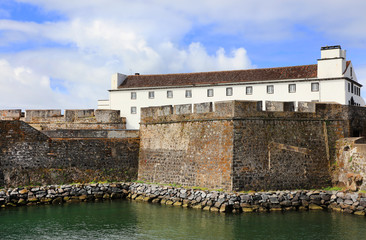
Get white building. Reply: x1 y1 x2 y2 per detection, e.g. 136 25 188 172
98 45 364 129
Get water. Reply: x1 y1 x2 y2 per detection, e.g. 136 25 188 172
1 200 366 240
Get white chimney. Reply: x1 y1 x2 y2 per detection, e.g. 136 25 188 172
317 45 346 78
111 73 127 90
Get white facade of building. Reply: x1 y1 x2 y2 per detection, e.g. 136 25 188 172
98 46 364 129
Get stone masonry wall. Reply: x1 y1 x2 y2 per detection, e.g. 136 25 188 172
0 120 139 187
0 109 127 131
232 119 331 191
333 138 366 191
139 120 234 190
139 101 364 191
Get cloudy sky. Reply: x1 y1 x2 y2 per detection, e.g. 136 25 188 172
1 0 366 110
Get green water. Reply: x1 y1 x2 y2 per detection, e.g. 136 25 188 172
1 200 366 240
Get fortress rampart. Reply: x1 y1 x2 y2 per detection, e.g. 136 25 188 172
0 109 126 130
2 101 366 191
0 114 138 187
138 101 366 191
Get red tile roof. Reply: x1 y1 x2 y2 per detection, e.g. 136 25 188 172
343 61 351 74
118 64 318 89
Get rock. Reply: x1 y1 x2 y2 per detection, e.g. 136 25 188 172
242 207 253 213
354 211 365 216
359 198 366 207
203 206 210 211
17 198 26 205
298 206 308 211
344 199 353 205
19 189 28 195
6 202 17 207
79 195 87 201
309 204 323 210
344 208 354 214
173 201 182 207
165 200 174 205
280 200 291 207
192 204 202 209
28 197 38 202
52 197 63 205
269 197 279 204
270 207 282 211
210 207 219 212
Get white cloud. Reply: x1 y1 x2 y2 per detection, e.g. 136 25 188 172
1 0 366 110
0 59 68 109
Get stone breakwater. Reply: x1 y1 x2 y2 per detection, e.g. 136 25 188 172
1 183 366 216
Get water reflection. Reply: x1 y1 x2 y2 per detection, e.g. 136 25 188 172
0 200 365 240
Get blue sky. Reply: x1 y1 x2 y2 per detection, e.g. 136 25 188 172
1 0 366 109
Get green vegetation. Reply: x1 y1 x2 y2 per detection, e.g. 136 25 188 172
322 186 344 191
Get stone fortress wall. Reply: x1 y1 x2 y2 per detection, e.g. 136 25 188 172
2 102 366 192
0 109 139 188
138 100 366 191
0 108 126 131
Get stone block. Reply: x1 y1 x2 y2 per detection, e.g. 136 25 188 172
158 106 173 116
95 109 121 123
25 109 61 122
194 102 213 114
174 104 192 115
65 109 94 122
141 105 173 120
265 101 284 111
0 109 22 120
298 102 316 112
233 101 262 117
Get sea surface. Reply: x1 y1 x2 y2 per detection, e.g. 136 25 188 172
1 200 366 240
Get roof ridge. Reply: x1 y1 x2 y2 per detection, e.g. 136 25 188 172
127 64 317 77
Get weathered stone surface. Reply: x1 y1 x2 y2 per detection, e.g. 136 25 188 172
0 121 139 188
137 101 350 191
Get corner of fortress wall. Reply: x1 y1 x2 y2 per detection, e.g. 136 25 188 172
0 109 139 188
138 100 366 191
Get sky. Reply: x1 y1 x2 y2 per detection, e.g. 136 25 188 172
1 0 366 110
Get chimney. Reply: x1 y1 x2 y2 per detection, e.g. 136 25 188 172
317 45 346 78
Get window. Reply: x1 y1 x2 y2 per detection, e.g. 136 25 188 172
148 91 155 99
131 92 136 100
267 85 274 94
131 107 137 114
185 90 192 98
167 90 173 98
311 83 319 92
207 89 214 97
226 87 233 96
348 83 350 92
288 84 296 93
351 67 353 77
246 86 253 95
351 83 354 93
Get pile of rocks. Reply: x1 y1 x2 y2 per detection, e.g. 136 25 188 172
0 183 129 207
1 182 366 216
128 183 366 215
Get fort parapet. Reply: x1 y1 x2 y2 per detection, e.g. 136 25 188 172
138 100 366 191
0 109 126 130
